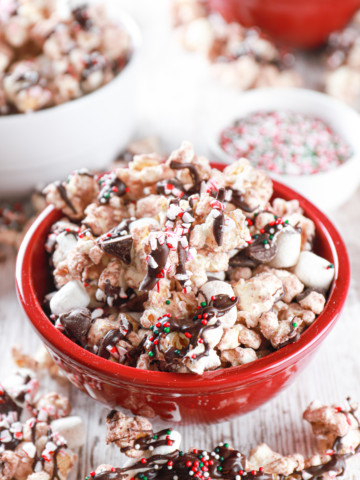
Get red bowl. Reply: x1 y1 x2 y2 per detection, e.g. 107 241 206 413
15 169 350 425
208 0 360 48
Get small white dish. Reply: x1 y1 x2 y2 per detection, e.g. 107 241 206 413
0 5 141 198
209 88 360 211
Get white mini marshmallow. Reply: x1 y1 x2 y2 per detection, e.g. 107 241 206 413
56 231 77 256
199 281 237 327
269 230 301 268
50 280 90 315
293 251 335 291
129 218 159 233
152 430 181 456
50 416 86 449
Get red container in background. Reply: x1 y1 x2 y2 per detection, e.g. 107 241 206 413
208 0 360 48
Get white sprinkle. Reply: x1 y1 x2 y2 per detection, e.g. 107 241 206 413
135 444 140 450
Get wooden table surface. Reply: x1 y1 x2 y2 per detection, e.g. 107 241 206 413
1 1 360 478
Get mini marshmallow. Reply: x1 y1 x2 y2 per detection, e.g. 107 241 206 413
269 229 301 269
152 430 181 455
56 232 77 257
199 281 237 327
129 218 159 233
50 416 86 449
293 252 335 292
50 280 90 315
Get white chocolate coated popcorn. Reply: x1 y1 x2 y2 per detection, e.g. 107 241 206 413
43 142 334 374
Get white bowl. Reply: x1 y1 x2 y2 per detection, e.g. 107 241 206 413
0 7 141 198
209 88 360 212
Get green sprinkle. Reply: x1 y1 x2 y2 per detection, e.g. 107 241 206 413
224 442 229 448
285 220 289 224
138 475 144 479
220 457 224 461
217 467 223 472
175 349 181 355
148 351 154 358
166 300 170 305
180 451 184 456
269 235 274 240
166 429 172 435
215 448 219 453
153 330 159 335
150 326 154 331
153 435 158 440
193 315 197 320
292 322 297 328
104 193 110 199
263 239 268 244
143 477 147 480
164 327 170 333
85 476 90 480
201 301 207 307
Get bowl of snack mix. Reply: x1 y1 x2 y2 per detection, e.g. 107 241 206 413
0 1 141 197
210 88 360 211
16 142 350 424
208 0 360 48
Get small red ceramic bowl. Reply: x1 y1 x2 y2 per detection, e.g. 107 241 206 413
16 169 350 425
208 0 360 48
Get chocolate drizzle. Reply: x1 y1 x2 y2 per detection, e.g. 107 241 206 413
92 444 247 480
213 211 225 246
147 294 238 370
228 188 256 213
98 172 127 204
54 181 76 214
97 329 124 359
169 161 201 193
139 239 170 292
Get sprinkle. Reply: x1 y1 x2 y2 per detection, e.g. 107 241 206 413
148 352 154 358
292 322 297 328
200 301 207 307
140 458 147 464
166 300 171 305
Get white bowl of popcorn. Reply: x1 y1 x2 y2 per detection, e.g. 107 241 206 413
209 88 360 211
0 1 141 198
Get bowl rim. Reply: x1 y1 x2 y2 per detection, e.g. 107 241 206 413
15 170 350 392
209 87 360 179
0 8 141 124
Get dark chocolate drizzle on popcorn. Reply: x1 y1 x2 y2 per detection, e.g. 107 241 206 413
98 172 127 204
146 294 238 371
139 239 170 292
54 181 77 214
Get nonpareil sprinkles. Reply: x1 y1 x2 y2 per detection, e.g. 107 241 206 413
219 111 352 175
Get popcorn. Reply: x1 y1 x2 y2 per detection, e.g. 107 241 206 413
43 142 334 374
0 368 83 480
89 400 360 479
0 2 132 115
